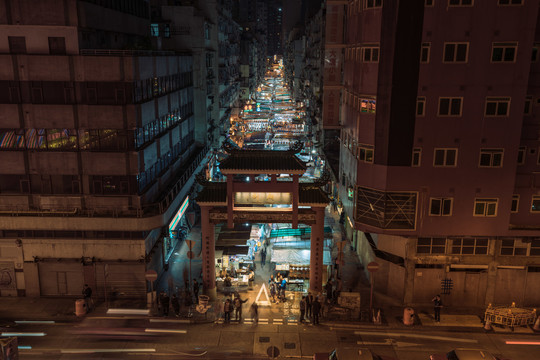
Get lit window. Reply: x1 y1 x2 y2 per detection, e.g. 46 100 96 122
360 98 376 113
448 0 473 6
434 148 457 167
150 24 159 37
473 198 498 217
451 238 488 255
417 237 446 254
511 194 519 213
479 149 503 167
417 97 426 116
362 46 380 62
420 43 431 63
443 42 469 62
532 196 540 212
412 148 421 167
491 42 517 62
517 146 526 165
485 97 510 116
358 146 374 163
429 197 453 216
438 97 462 116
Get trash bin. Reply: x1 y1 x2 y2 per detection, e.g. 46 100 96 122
403 307 415 326
75 299 86 317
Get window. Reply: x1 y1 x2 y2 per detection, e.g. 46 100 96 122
500 239 527 256
362 46 379 62
416 97 426 116
429 197 453 216
358 146 374 163
150 23 159 37
417 238 446 254
434 148 457 166
498 0 523 5
479 149 503 167
532 196 540 212
420 43 431 63
438 97 462 116
443 42 468 62
531 239 540 256
511 195 519 213
412 148 421 166
451 238 488 255
364 0 382 9
48 37 66 55
491 42 517 62
524 96 532 115
532 45 539 62
473 198 498 217
8 36 26 54
425 0 434 6
485 97 510 116
448 0 473 5
517 146 526 165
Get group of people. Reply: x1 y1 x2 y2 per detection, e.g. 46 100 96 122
158 279 200 317
222 292 258 323
268 273 287 303
299 293 322 324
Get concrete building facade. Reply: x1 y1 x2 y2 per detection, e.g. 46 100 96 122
334 0 540 306
0 0 209 299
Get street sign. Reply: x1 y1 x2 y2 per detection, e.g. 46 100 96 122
145 269 158 281
186 240 195 250
367 261 380 273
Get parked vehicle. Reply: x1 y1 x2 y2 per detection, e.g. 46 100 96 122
430 349 511 360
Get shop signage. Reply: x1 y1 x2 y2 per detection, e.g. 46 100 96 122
169 196 189 235
234 192 291 205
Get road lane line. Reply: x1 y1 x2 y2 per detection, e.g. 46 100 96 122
353 330 478 343
144 328 187 334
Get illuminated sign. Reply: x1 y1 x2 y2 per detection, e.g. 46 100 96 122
234 192 291 205
169 196 189 234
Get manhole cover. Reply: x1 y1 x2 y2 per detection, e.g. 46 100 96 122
259 336 270 343
284 343 296 349
267 346 280 358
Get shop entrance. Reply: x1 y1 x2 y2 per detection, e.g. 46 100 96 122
195 143 329 299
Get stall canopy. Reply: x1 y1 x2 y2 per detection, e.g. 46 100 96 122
216 245 250 256
271 248 331 265
216 224 251 247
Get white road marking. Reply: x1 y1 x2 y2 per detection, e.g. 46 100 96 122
61 348 156 354
150 318 190 324
144 328 187 334
358 338 421 347
353 331 478 343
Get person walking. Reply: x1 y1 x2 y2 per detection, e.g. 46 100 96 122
306 292 313 319
312 296 321 325
250 302 259 323
223 298 232 324
280 276 287 300
82 284 93 313
160 291 170 316
299 296 306 323
325 280 333 303
432 294 442 322
171 293 180 317
233 293 248 322
270 280 277 303
193 278 199 303
260 248 266 268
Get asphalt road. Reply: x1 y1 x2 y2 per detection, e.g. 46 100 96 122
8 317 540 359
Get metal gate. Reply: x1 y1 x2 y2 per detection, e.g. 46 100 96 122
38 263 84 296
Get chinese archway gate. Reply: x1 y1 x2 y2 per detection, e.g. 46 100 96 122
195 142 329 299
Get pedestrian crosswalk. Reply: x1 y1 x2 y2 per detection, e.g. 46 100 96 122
215 317 312 325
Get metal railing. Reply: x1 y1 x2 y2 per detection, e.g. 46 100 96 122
80 49 175 57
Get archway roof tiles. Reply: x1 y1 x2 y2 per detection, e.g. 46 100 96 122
219 149 307 173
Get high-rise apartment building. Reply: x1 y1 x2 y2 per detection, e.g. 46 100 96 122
333 0 540 306
0 0 209 298
267 0 283 56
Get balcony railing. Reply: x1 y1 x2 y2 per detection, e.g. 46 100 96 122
80 49 175 56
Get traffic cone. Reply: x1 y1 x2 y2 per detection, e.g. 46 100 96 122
484 319 493 331
533 316 540 332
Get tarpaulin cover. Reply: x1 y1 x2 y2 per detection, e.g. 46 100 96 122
270 248 331 265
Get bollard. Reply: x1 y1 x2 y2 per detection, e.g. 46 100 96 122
403 307 415 326
484 319 493 331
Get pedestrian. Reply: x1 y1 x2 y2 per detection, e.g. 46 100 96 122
299 296 306 323
193 278 199 303
270 280 277 303
250 302 259 323
233 293 248 322
432 294 442 322
224 298 232 324
260 248 266 267
325 280 333 303
306 292 313 319
171 293 180 317
82 284 93 313
280 276 287 300
160 291 170 316
312 296 321 325
248 268 255 289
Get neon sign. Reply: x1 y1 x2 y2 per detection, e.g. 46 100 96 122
169 196 189 235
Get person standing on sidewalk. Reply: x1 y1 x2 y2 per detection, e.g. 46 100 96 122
312 296 321 325
82 284 94 313
306 292 313 319
432 294 442 322
233 292 248 322
299 296 306 323
260 247 266 268
224 298 232 324
250 302 259 323
171 293 180 317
